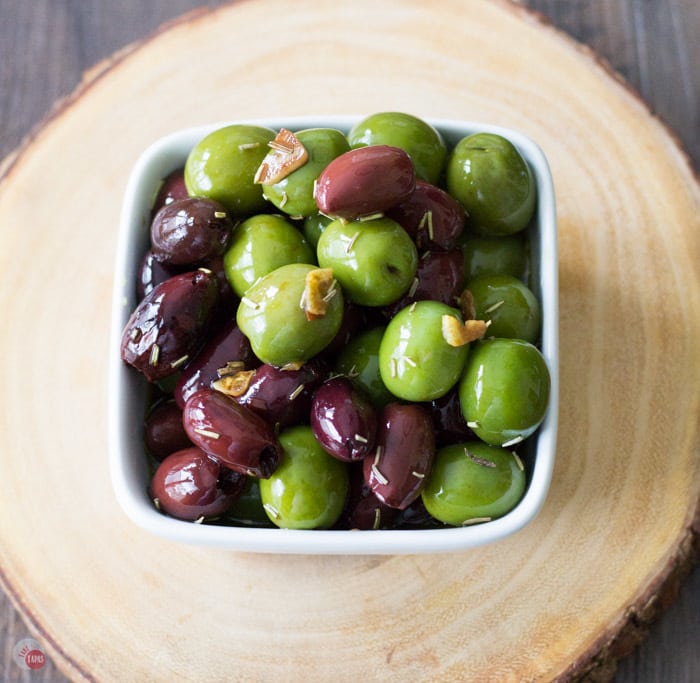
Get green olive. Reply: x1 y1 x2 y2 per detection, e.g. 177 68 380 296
259 425 349 529
222 477 275 528
302 212 333 249
236 263 344 366
184 124 275 216
446 133 536 236
223 214 315 297
461 232 528 281
348 112 447 185
459 338 550 446
467 274 541 343
378 301 470 402
262 128 350 218
421 441 526 525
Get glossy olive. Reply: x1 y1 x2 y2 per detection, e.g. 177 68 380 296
236 263 344 367
184 124 276 216
316 217 418 306
302 212 333 249
222 476 275 528
461 232 528 281
467 274 541 343
446 133 536 236
223 213 315 297
341 464 399 530
144 399 192 460
428 387 474 447
259 425 349 529
182 388 282 478
421 441 526 525
459 338 550 446
151 167 188 218
378 300 469 402
136 250 182 300
348 112 447 185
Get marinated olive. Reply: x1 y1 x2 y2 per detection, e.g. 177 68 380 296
314 145 416 220
150 197 234 266
184 124 276 216
428 387 474 446
302 212 333 249
222 214 315 298
259 425 349 529
310 377 377 462
421 441 526 525
378 300 470 402
136 250 182 300
348 112 447 185
446 133 536 236
461 232 528 281
363 403 435 509
222 476 275 528
182 388 282 478
262 128 350 218
316 217 418 307
120 269 219 382
144 399 192 461
341 465 399 530
151 167 188 217
459 338 550 446
149 447 246 521
236 263 344 367
467 274 541 343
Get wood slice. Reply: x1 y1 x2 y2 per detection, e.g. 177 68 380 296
0 1 698 681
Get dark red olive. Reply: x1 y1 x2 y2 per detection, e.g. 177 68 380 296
182 389 282 478
233 360 326 430
151 168 189 217
149 447 245 521
428 387 474 446
340 464 399 530
382 249 465 318
120 269 219 382
136 250 184 300
387 180 465 250
200 253 239 318
314 145 416 219
144 399 193 461
174 319 257 409
151 196 234 266
319 303 366 359
310 377 377 462
363 403 435 509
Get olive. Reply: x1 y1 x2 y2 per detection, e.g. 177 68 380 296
236 263 344 367
174 318 257 409
262 128 350 218
144 399 193 461
136 250 182 300
319 302 366 359
348 112 447 185
341 464 399 530
259 425 349 529
151 167 188 218
150 197 234 266
461 231 528 281
363 403 435 509
446 132 536 236
120 269 219 382
233 360 326 430
184 124 276 216
459 338 550 446
421 441 526 525
316 217 418 307
314 145 416 220
386 180 465 250
302 212 333 249
149 447 246 521
467 274 541 343
310 377 378 462
378 300 470 402
334 326 394 408
221 476 275 528
182 388 282 478
428 387 474 447
222 213 315 298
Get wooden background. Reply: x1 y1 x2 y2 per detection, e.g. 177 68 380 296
0 1 697 681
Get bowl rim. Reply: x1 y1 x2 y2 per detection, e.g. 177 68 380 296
108 115 558 555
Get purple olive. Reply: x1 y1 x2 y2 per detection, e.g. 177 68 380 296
149 447 245 521
234 360 326 430
363 403 435 509
428 387 474 446
310 377 377 462
151 168 189 218
341 464 399 530
314 145 416 219
387 180 465 250
174 319 257 409
144 399 193 461
136 250 183 300
182 389 282 478
120 269 219 382
151 197 234 266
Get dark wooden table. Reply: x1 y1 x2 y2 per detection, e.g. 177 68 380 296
0 1 697 681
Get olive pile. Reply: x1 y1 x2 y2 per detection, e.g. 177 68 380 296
120 112 550 531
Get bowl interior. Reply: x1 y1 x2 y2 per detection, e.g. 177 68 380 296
108 116 558 554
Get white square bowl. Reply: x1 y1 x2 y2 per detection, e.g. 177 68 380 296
108 116 558 554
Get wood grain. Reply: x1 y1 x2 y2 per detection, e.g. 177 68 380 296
0 1 698 681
